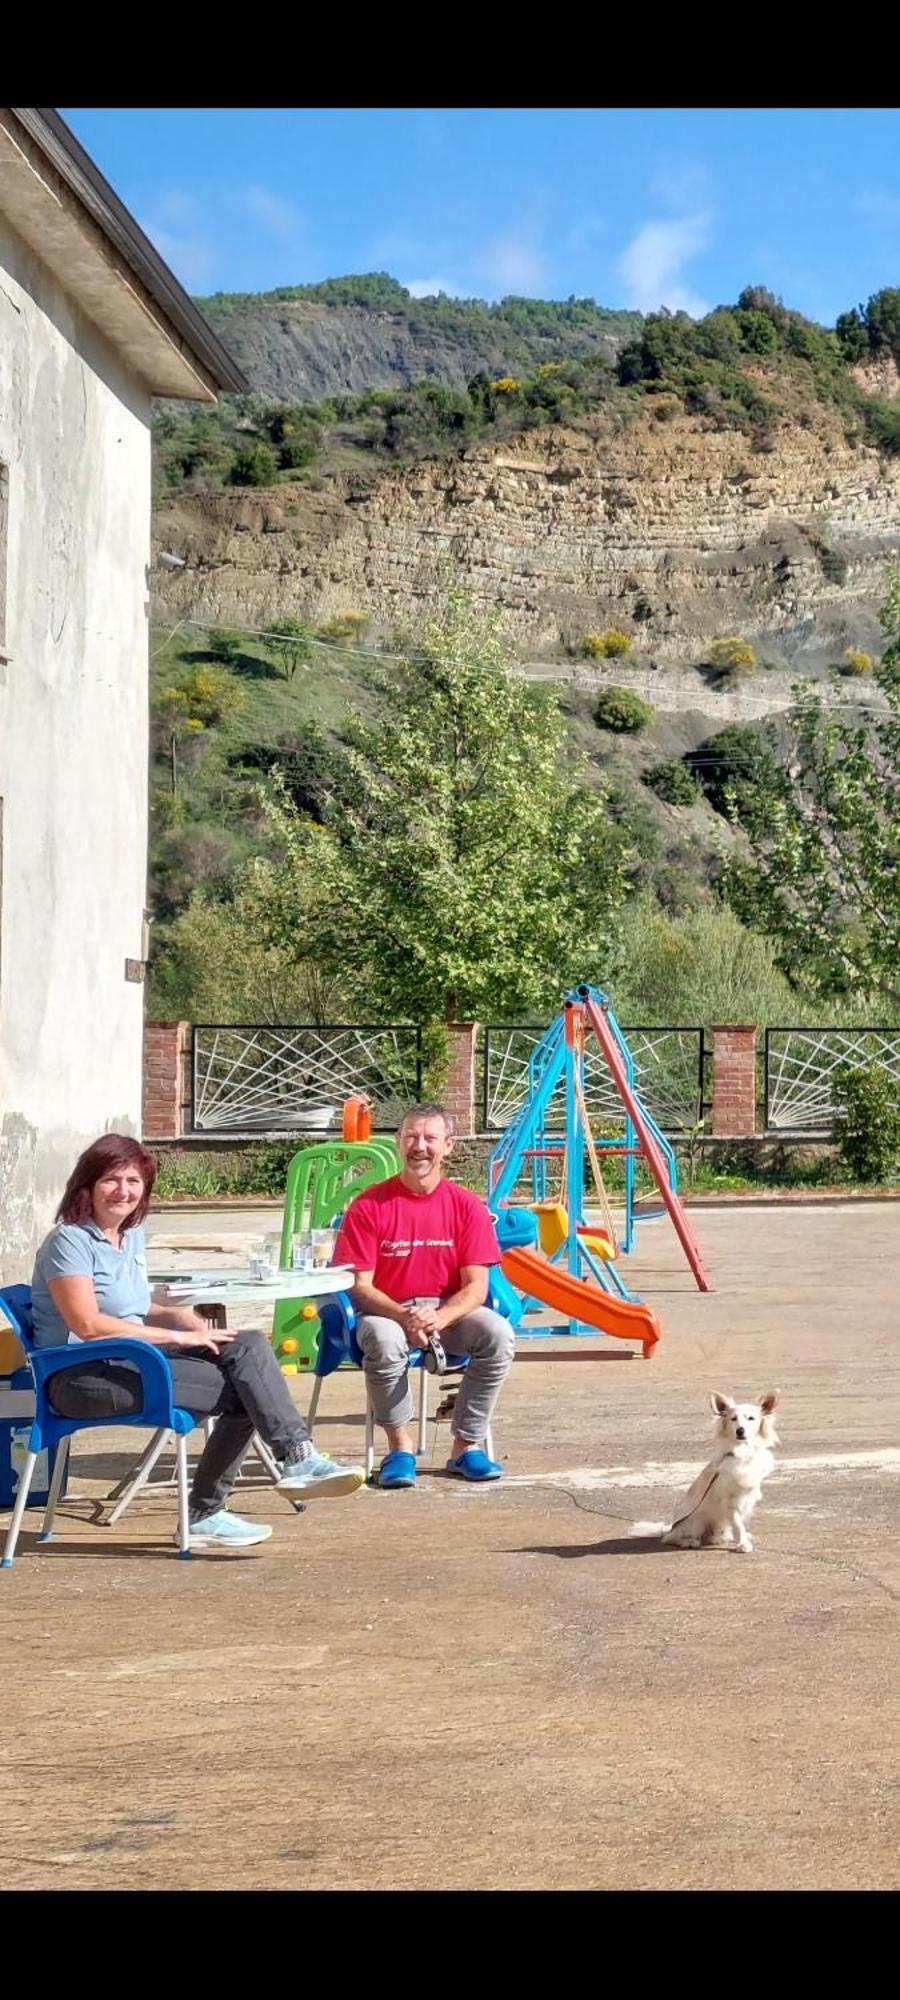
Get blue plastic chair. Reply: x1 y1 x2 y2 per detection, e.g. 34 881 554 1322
0 1285 199 1565
308 1273 522 1476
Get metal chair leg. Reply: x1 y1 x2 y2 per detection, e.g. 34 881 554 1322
106 1427 173 1524
1 1449 39 1568
107 1427 169 1502
417 1368 429 1457
175 1434 191 1559
364 1391 375 1480
306 1374 323 1437
38 1437 70 1542
250 1433 281 1482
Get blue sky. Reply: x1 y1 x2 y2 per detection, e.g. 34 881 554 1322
62 107 900 323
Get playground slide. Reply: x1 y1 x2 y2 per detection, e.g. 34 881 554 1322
500 1246 661 1359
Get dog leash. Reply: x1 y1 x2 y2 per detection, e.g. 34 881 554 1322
667 1450 735 1533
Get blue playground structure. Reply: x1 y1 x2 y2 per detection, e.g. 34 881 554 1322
486 984 711 1350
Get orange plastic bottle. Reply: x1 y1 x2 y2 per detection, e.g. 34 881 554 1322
357 1100 372 1141
342 1096 361 1141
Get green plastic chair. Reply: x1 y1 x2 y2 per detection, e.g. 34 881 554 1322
272 1139 399 1371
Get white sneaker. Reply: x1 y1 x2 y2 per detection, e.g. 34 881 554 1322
277 1447 365 1500
184 1508 273 1549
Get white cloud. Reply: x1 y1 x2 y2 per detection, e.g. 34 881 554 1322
234 184 301 242
649 161 711 213
617 211 711 317
141 215 217 290
405 275 463 298
474 229 548 296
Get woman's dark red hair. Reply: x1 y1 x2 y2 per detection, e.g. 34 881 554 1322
57 1134 157 1230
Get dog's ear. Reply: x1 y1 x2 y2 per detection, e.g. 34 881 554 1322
759 1390 779 1415
710 1391 732 1416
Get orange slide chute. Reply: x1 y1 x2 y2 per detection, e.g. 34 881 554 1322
500 1246 661 1359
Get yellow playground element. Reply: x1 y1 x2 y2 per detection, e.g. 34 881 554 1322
531 1199 614 1262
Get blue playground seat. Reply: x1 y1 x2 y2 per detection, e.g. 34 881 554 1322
307 1273 522 1476
0 1285 200 1566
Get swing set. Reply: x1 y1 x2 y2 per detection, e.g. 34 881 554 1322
487 984 710 1353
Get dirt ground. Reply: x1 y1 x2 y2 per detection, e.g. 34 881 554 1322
2 1205 898 1892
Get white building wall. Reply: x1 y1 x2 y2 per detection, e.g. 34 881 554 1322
0 213 151 1277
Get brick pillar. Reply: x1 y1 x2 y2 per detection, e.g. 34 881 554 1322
710 1026 757 1137
143 1020 188 1138
444 1022 478 1137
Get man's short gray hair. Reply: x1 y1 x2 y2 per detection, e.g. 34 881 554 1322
398 1101 455 1136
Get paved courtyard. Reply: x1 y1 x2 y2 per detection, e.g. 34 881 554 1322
2 1205 897 1891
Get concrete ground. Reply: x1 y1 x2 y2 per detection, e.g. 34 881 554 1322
2 1205 897 1892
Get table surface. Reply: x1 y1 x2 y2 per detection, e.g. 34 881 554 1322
151 1266 355 1306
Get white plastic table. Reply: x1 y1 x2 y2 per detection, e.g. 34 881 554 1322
150 1267 355 1309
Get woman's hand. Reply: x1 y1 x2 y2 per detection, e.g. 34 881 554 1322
166 1326 235 1356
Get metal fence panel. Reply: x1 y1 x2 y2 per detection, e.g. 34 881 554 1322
764 1027 900 1134
481 1024 705 1135
192 1023 422 1134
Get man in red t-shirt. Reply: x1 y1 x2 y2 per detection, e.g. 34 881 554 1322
334 1103 515 1488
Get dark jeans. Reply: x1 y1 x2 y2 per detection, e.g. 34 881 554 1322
46 1330 310 1519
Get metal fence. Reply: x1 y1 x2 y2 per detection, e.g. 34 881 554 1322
191 1023 423 1134
764 1028 900 1134
480 1025 706 1135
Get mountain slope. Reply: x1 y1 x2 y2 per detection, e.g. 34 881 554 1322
194 274 641 400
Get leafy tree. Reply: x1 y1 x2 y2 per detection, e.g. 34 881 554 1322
646 759 701 806
206 627 243 665
725 568 900 1007
862 287 900 359
244 587 631 1023
709 636 756 678
832 1063 900 1183
149 888 345 1025
230 441 279 486
687 725 777 818
615 898 794 1028
266 616 314 681
581 629 631 659
835 308 868 363
594 686 654 733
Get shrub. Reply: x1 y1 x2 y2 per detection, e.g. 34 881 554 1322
581 627 631 659
182 666 245 726
709 636 757 677
646 759 701 806
317 611 367 643
840 647 873 676
832 1063 900 1184
206 627 243 665
594 686 654 733
686 724 775 818
813 540 848 585
230 442 279 486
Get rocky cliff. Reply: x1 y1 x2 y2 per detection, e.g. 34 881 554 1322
197 293 638 401
153 398 900 675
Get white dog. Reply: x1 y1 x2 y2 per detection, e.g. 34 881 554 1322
663 1392 779 1553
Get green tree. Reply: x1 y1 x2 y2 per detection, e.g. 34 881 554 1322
725 568 900 1007
594 686 654 733
245 588 631 1023
645 759 700 806
230 441 278 487
266 616 314 681
615 899 794 1027
206 627 243 665
149 889 345 1024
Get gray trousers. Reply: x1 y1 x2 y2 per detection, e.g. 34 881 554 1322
46 1329 310 1519
357 1299 515 1440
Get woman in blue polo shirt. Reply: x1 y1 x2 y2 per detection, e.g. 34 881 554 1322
32 1132 364 1548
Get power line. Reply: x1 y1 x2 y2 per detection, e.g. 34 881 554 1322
151 615 897 719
